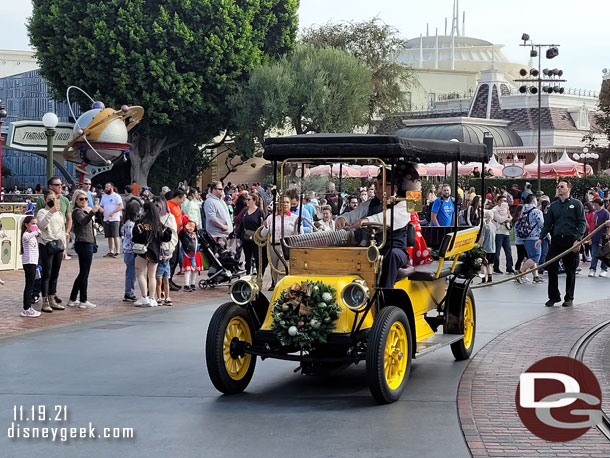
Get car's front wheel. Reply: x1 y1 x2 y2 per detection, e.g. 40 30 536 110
206 302 256 394
366 306 413 404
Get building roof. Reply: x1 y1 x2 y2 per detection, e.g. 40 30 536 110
394 122 523 148
404 35 494 49
502 107 577 131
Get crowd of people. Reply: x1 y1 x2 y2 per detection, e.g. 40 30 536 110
426 180 610 306
2 172 610 317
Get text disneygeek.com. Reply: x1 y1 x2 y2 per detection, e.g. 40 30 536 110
8 405 134 442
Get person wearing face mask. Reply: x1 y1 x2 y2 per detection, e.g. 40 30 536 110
100 182 123 257
492 195 514 275
36 190 67 313
20 216 41 317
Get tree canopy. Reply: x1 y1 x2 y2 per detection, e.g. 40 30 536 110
584 78 610 169
301 18 413 130
28 0 299 185
230 45 373 157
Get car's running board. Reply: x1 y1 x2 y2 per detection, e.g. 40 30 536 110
415 334 463 358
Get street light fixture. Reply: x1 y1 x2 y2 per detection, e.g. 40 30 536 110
574 147 599 176
42 112 59 183
516 34 566 192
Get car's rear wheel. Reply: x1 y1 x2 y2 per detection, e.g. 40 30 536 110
206 302 256 394
450 291 476 361
366 306 412 404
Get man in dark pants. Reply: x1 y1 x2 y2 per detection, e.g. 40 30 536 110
336 165 415 288
536 181 586 307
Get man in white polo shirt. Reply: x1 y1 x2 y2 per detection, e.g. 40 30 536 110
100 182 123 257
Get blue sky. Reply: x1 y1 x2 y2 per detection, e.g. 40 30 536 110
4 0 607 91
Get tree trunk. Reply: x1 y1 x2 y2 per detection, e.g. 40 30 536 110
129 134 183 186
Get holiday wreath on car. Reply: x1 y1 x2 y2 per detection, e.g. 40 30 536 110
271 280 342 349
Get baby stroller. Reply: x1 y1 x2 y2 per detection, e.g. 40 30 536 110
197 229 243 289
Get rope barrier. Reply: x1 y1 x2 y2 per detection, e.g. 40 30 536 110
471 222 610 289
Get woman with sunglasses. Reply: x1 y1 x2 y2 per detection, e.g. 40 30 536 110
67 189 100 308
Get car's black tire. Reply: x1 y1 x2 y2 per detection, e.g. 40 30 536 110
450 290 476 361
206 302 256 394
366 306 413 404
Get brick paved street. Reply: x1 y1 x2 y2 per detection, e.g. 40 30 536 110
2 241 610 457
0 251 230 340
583 325 610 417
458 299 610 457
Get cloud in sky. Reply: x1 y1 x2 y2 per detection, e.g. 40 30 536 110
5 0 607 91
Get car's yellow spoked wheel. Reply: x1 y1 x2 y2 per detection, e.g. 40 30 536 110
450 290 476 361
463 296 474 350
367 306 413 404
384 322 408 390
206 302 257 394
223 316 253 380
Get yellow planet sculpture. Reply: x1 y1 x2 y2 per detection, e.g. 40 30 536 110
63 101 144 169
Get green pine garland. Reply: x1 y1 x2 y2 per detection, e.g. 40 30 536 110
271 280 342 349
458 246 488 277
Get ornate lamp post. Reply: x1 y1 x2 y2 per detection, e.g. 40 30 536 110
0 99 7 199
573 147 599 177
42 112 59 183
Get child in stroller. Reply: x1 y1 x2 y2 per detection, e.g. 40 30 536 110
197 228 243 289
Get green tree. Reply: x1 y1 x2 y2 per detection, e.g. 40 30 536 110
301 18 413 130
231 45 373 156
584 77 610 170
28 0 298 185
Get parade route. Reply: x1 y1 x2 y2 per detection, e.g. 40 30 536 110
2 248 610 457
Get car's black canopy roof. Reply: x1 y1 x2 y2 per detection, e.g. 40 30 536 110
263 133 489 164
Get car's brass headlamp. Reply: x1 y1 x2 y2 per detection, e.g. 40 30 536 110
341 279 370 311
230 276 259 306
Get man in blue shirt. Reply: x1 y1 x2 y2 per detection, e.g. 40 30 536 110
431 184 454 226
288 192 313 233
81 178 94 206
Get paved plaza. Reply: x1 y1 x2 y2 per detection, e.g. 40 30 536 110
1 241 610 457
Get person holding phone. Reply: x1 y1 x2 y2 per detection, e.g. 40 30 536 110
35 177 73 262
36 190 66 313
67 190 100 308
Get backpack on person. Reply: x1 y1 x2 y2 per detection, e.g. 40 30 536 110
458 207 468 226
515 208 535 238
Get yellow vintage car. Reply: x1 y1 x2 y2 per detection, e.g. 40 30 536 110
206 134 490 404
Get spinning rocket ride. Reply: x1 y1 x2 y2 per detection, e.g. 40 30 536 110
62 87 144 177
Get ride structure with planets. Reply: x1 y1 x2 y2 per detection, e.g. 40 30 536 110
62 86 144 179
